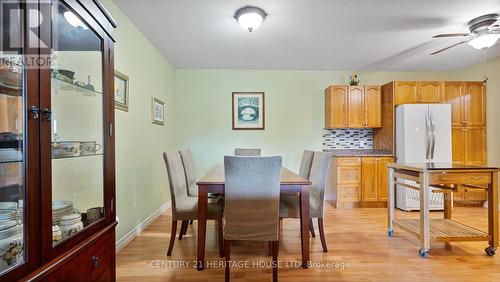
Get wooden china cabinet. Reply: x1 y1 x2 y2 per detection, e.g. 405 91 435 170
0 0 117 281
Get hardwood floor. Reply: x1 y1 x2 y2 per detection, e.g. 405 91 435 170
117 203 500 281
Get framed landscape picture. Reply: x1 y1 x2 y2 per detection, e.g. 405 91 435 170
151 97 165 125
114 71 129 111
232 92 265 130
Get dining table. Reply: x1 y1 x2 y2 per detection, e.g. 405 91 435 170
196 165 312 271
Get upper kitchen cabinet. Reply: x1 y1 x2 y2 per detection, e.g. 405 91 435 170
444 81 486 127
394 81 417 105
464 82 486 127
393 81 443 105
325 86 348 128
418 81 443 103
324 85 381 128
347 86 364 127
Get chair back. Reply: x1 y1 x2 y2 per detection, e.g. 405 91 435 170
224 156 282 241
299 150 314 179
179 149 198 197
163 151 189 212
309 152 332 216
234 148 261 156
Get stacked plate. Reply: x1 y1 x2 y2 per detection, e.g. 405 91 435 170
0 210 17 222
52 201 73 225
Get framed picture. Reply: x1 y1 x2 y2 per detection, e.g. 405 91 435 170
114 71 129 111
232 92 265 130
151 97 165 125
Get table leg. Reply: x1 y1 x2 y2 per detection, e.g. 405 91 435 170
388 168 395 236
299 185 310 268
419 171 430 257
197 185 208 271
443 191 453 220
488 172 499 248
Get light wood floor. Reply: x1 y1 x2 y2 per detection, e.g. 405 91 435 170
117 204 500 281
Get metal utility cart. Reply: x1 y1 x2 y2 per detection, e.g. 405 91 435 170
386 163 499 257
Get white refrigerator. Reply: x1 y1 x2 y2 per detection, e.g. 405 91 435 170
395 104 452 211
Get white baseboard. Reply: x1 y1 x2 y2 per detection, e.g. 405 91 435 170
116 201 171 253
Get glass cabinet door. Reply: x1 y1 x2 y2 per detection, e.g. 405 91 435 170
49 0 105 246
0 0 26 273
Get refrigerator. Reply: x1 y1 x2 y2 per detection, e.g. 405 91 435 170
395 104 452 211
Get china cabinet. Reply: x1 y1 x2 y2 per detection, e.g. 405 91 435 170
0 0 116 280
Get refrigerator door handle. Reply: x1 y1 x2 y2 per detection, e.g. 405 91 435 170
430 111 436 160
425 111 431 160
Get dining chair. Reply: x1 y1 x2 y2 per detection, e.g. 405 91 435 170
279 151 332 252
223 156 282 282
234 148 261 156
163 151 224 256
298 150 315 180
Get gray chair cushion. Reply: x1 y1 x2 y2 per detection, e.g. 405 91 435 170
180 149 198 197
163 151 223 221
224 156 281 241
279 151 331 219
234 148 261 156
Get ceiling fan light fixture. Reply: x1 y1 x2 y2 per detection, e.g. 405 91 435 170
234 6 267 32
468 32 500 49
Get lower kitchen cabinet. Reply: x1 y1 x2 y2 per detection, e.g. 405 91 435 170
326 156 394 208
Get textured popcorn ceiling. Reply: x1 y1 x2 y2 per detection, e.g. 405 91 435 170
113 0 500 71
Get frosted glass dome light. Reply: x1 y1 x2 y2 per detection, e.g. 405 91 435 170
468 31 500 50
234 6 267 32
64 11 88 30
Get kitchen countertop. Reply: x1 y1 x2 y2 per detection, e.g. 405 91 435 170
322 149 394 157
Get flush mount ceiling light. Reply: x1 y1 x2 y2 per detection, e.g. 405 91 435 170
63 11 88 30
468 31 500 49
234 6 267 32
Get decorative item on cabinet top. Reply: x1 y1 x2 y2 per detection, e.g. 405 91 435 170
348 73 360 86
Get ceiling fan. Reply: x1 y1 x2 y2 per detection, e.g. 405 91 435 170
431 13 500 55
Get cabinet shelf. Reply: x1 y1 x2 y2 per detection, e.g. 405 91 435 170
51 77 102 96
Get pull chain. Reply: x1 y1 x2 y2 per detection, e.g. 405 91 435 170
482 49 488 84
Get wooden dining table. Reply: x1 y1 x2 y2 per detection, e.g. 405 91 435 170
196 165 312 271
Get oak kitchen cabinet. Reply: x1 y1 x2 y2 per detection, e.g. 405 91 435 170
393 81 443 105
326 156 393 208
325 85 381 128
361 157 393 203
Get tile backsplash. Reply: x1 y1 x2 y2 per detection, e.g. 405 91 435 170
322 128 373 149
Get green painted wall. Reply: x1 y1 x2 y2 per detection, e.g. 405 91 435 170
102 0 175 241
173 70 452 177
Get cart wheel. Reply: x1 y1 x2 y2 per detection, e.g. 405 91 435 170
419 249 428 257
388 228 394 237
485 246 496 256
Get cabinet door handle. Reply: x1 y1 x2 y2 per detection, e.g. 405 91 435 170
30 106 40 119
91 256 100 268
43 108 52 121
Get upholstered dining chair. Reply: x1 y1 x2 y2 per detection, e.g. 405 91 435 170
223 156 282 282
234 148 261 156
279 151 332 252
298 150 315 179
163 151 224 256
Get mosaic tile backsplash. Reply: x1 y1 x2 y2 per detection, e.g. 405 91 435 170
323 128 374 149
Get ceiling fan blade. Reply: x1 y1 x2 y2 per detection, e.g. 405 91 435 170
432 33 470 38
430 40 469 55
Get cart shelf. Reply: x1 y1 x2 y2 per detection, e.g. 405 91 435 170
394 218 490 242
